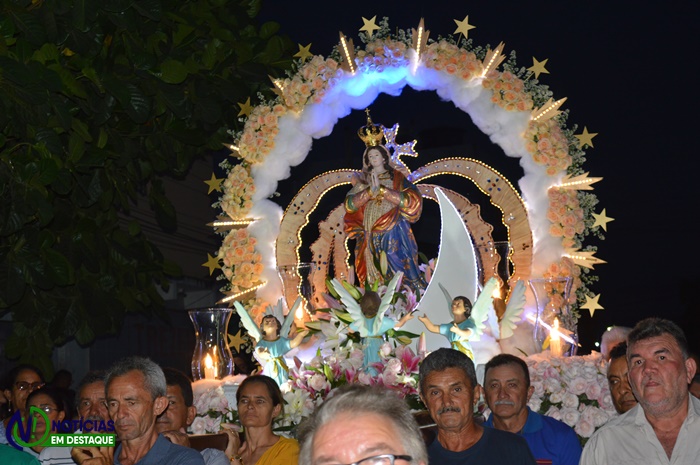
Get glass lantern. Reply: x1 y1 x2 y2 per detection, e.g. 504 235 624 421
189 308 234 380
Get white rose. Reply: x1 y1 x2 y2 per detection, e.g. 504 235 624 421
379 342 392 358
190 416 207 435
544 377 563 393
545 406 562 420
568 377 588 395
560 407 580 427
528 396 542 412
562 392 579 409
574 418 595 438
308 374 330 392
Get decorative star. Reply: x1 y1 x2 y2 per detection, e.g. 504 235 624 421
202 253 221 275
237 97 253 117
453 15 476 38
592 209 614 231
360 16 380 37
528 57 549 79
383 123 418 174
581 294 604 317
575 126 598 148
227 330 248 353
204 173 223 194
294 43 313 62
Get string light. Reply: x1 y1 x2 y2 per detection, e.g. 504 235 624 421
531 97 567 122
218 282 266 304
481 42 505 76
339 32 356 74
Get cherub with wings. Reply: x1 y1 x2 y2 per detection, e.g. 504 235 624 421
329 272 414 371
233 297 309 386
418 277 527 360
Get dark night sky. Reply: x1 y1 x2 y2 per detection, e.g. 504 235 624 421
255 1 700 354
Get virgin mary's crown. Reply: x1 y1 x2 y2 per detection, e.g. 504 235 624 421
357 109 385 147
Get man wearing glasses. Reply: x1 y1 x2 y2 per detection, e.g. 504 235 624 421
298 384 427 465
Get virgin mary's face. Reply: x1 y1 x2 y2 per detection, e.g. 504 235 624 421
366 149 385 169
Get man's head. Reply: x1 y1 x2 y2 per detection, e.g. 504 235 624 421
76 371 109 423
627 318 697 418
419 348 479 432
298 385 427 465
156 368 196 433
607 342 637 414
600 326 632 360
483 354 533 422
105 356 168 442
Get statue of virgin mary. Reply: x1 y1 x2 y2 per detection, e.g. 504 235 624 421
344 112 426 293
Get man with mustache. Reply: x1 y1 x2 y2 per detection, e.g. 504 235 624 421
482 354 581 465
607 342 638 414
419 348 535 465
581 318 699 464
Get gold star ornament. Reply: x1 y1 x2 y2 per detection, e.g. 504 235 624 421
237 97 253 117
294 43 313 62
228 330 248 353
360 16 380 37
204 173 223 194
592 209 614 231
202 253 221 275
581 294 604 317
528 57 549 79
454 15 476 38
575 127 598 148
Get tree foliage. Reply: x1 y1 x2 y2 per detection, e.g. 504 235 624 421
0 0 295 376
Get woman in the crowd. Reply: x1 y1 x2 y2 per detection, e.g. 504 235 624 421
0 364 45 444
23 386 74 464
224 375 298 465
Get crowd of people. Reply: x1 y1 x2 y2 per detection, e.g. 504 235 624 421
0 316 697 465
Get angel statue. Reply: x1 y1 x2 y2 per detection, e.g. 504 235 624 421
233 297 309 386
344 110 426 293
329 272 414 371
418 278 527 360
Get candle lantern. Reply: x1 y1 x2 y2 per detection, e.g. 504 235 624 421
528 277 578 357
189 308 234 380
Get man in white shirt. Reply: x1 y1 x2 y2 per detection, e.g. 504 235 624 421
581 318 698 465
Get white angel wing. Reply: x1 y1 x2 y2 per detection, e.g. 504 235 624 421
499 280 526 340
372 272 403 334
485 305 501 340
233 301 261 342
469 277 499 342
328 278 366 335
281 297 302 337
438 282 454 318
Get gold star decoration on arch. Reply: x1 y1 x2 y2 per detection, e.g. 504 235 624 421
592 209 614 231
528 57 549 79
204 173 223 194
575 127 598 148
453 15 476 38
294 43 313 62
360 16 380 37
237 97 253 117
202 253 221 275
581 294 604 317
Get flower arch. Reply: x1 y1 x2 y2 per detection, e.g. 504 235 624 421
214 18 604 324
